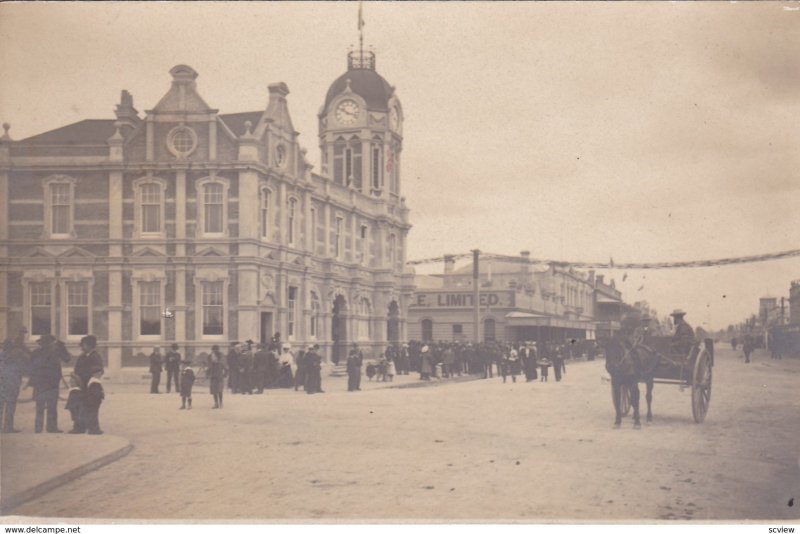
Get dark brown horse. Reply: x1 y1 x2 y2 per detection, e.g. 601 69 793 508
603 335 660 429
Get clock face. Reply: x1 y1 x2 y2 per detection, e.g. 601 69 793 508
335 99 360 125
389 106 400 130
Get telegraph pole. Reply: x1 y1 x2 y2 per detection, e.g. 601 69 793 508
472 249 480 343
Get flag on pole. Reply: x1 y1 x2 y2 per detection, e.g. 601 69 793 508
358 0 365 31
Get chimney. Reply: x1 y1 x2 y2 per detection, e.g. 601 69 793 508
444 255 455 275
520 250 530 276
114 90 140 132
588 270 595 284
596 274 605 286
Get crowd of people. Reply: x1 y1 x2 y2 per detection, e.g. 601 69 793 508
0 327 105 434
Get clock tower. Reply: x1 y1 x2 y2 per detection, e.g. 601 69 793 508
319 49 403 200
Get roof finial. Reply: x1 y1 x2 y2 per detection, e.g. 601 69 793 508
1 123 10 141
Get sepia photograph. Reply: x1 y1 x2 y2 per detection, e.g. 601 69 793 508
0 0 799 528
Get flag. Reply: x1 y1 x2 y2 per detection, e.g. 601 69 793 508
358 0 365 31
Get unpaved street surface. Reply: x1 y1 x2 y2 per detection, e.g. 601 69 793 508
9 347 800 522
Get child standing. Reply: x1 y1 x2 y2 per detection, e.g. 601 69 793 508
539 358 551 382
84 367 105 435
179 360 195 410
65 374 85 434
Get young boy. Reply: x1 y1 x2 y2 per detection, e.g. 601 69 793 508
65 374 85 434
179 360 195 410
84 367 105 435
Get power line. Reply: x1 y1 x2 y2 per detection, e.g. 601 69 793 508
406 248 800 270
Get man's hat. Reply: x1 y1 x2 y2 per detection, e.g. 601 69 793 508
80 335 97 349
36 334 56 345
670 309 687 317
171 343 179 350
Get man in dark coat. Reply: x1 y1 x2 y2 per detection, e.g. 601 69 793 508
346 344 363 392
164 343 182 394
74 335 103 389
149 347 163 394
670 310 695 356
29 335 70 433
0 329 29 433
238 342 254 394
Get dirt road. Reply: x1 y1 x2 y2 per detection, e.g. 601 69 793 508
9 346 800 521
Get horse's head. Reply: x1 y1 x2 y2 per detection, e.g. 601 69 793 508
602 337 636 380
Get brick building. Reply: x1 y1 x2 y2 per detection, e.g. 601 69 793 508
0 51 414 375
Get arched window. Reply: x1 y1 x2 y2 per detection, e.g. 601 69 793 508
133 176 167 237
287 197 297 245
421 319 433 342
260 187 272 239
333 136 363 191
388 233 397 270
484 318 496 342
371 137 382 193
195 177 229 238
43 175 76 238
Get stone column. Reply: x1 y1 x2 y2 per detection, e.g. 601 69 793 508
107 169 124 377
175 170 186 256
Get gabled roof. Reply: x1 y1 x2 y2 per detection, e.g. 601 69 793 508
17 119 117 145
219 111 264 137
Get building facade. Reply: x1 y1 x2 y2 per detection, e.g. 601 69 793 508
0 51 414 374
407 252 619 344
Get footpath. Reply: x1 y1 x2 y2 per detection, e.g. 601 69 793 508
0 432 132 515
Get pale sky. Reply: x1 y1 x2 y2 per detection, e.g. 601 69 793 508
1 1 798 330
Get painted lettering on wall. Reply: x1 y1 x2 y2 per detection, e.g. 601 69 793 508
413 292 514 308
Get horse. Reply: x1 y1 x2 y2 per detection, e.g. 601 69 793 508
603 336 660 429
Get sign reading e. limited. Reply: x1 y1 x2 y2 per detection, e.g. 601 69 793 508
412 291 515 308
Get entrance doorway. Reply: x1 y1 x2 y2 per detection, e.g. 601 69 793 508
331 295 347 365
260 312 273 346
387 301 400 345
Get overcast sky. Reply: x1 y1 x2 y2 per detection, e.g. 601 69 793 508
1 1 798 330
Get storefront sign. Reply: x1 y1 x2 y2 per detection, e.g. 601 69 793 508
412 291 515 308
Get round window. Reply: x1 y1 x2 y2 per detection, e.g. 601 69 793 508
167 126 198 157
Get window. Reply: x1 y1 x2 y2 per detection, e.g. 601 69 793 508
66 281 89 336
371 142 382 192
204 183 224 234
30 282 52 335
202 281 224 336
140 183 162 234
421 319 433 342
335 217 343 259
139 281 161 336
388 233 397 270
310 207 317 249
452 324 463 335
309 291 320 338
287 198 297 246
287 286 298 338
260 188 271 239
51 184 71 235
333 137 363 190
359 224 368 264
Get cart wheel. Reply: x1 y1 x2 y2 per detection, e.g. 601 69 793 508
611 385 632 417
691 347 712 423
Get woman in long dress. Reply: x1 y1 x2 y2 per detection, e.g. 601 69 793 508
420 345 433 381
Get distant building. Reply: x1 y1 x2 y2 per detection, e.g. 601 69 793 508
790 281 800 325
0 50 414 374
407 252 630 343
